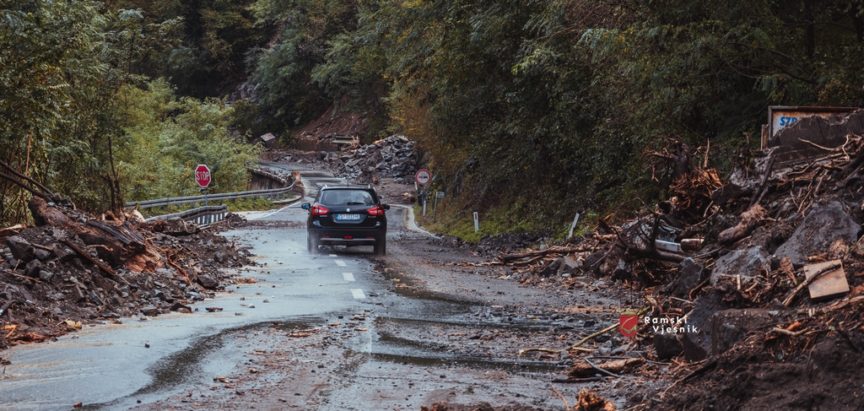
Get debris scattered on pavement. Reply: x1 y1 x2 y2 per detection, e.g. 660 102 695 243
575 389 616 411
0 174 253 350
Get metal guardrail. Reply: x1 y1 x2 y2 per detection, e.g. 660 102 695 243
125 181 297 209
145 205 229 226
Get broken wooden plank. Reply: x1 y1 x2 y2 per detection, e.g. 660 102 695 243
803 259 849 300
782 260 843 306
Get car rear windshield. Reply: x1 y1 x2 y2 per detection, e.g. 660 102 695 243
320 189 376 206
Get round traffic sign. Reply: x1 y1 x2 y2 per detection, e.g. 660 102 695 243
415 168 431 185
195 164 212 188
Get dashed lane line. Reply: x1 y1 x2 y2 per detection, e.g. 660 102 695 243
335 259 347 267
342 272 355 282
351 289 366 299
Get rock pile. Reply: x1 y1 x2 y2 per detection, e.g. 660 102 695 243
0 198 252 350
325 135 418 183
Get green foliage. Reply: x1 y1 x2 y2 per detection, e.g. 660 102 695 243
116 79 259 201
0 1 260 225
111 0 265 97
0 0 118 222
6 0 864 237
342 0 864 237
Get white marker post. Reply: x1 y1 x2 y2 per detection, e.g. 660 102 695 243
567 212 581 239
473 211 480 233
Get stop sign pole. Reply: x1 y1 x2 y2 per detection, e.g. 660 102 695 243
195 164 212 206
415 168 431 216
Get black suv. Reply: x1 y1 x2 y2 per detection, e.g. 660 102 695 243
301 186 390 255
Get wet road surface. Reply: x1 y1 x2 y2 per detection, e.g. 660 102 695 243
0 169 634 410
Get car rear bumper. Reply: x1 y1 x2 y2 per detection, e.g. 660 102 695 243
319 237 377 245
309 226 385 245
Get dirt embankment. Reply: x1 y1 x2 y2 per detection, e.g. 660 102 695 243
0 199 252 356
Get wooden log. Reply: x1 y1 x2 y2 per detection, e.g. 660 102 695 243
718 204 766 245
28 197 71 227
0 224 25 239
568 357 644 379
29 197 152 267
500 246 591 263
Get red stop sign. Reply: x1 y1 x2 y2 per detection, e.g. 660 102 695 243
195 164 211 188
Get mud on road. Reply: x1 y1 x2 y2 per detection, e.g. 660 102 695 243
132 194 657 410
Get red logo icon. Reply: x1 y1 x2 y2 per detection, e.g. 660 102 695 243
619 314 639 338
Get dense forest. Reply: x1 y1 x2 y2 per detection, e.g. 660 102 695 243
3 0 864 233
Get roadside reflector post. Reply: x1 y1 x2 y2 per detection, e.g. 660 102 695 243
473 211 480 233
567 212 581 239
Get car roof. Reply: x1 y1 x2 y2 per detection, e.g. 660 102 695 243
321 185 375 191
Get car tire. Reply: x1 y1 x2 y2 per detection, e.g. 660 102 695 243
374 237 386 256
307 233 320 254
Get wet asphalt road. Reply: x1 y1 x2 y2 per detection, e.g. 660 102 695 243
0 169 613 410
0 172 378 409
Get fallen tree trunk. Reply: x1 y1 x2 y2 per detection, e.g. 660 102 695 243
568 357 644 379
718 204 767 245
500 246 590 263
29 197 163 271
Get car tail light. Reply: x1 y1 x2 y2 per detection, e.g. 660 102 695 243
311 204 330 217
367 205 385 217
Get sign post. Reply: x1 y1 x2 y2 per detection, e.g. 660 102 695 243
415 168 431 217
195 164 212 206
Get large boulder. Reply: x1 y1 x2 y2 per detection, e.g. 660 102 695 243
710 309 787 354
680 291 727 361
666 258 706 297
710 246 770 285
680 296 789 361
775 201 860 265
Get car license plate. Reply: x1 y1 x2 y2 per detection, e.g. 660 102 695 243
335 213 362 221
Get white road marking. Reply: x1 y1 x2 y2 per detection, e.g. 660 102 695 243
249 204 293 220
335 259 347 267
329 254 337 257
342 272 355 282
351 289 366 299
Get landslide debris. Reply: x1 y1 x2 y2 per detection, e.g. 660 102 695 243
323 134 419 183
476 117 864 408
0 196 252 350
